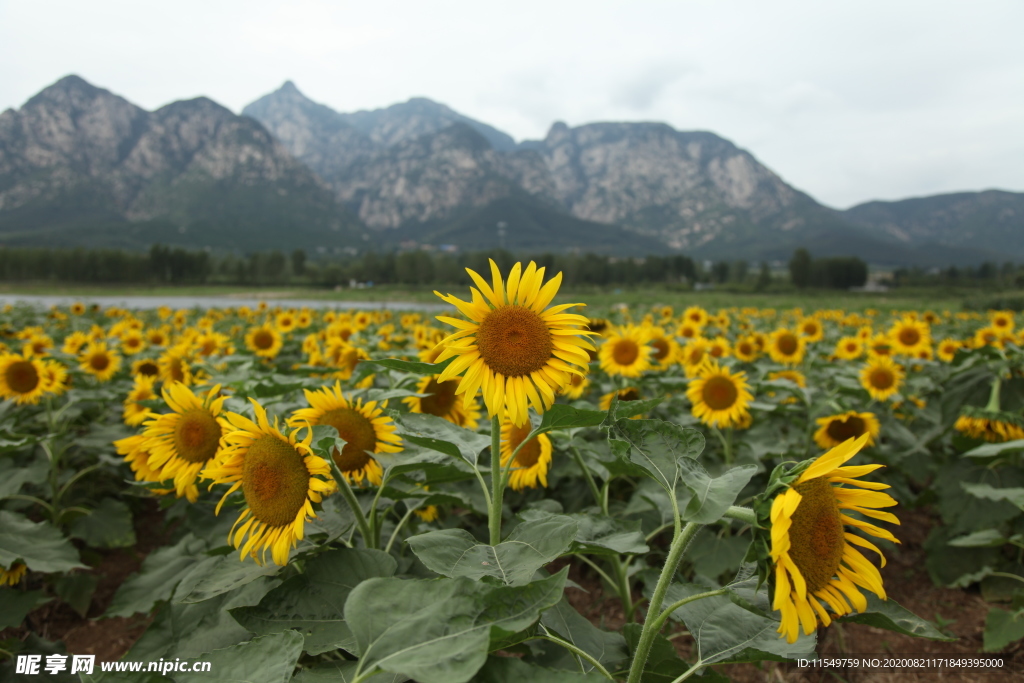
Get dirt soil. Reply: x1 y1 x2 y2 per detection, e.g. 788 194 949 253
3 504 1021 681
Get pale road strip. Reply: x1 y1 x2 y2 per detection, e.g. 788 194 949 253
0 294 449 312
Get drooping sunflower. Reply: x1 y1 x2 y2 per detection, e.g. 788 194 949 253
686 359 753 429
203 400 333 566
769 434 899 643
500 419 553 491
768 329 806 366
599 325 653 378
80 342 122 382
433 260 593 428
813 411 881 450
954 407 1024 443
287 382 402 486
142 383 229 501
403 375 481 429
888 317 930 356
1 562 28 586
245 324 284 359
859 355 904 402
0 353 49 404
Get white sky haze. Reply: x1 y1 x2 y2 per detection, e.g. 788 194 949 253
1 0 1022 208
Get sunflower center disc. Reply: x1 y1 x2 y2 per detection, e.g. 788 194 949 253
90 353 110 371
619 388 640 402
508 422 541 467
475 305 553 377
420 379 459 417
253 331 274 349
788 477 845 593
777 334 798 356
318 408 378 471
651 338 670 362
703 376 738 411
826 416 866 442
870 369 894 389
898 328 920 346
167 358 186 383
242 435 310 527
6 360 39 394
173 409 223 463
613 339 641 366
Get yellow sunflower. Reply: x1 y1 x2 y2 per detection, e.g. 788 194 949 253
888 317 930 356
934 338 960 362
70 302 86 316
1 562 28 586
814 411 881 450
120 330 147 355
686 359 753 429
679 338 711 377
833 336 864 361
989 310 1014 332
599 325 653 378
403 375 481 429
61 331 90 355
770 434 899 643
287 382 402 486
80 342 122 382
245 324 284 359
733 336 760 363
954 410 1024 443
433 260 594 428
682 306 709 328
768 329 806 366
142 383 229 501
559 371 590 400
500 419 553 491
158 346 195 386
647 328 679 368
203 401 333 566
859 356 904 402
122 374 159 426
41 360 69 396
0 353 49 404
132 357 161 379
798 317 825 343
113 433 167 485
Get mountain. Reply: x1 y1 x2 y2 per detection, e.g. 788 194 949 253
841 190 1024 258
0 75 363 250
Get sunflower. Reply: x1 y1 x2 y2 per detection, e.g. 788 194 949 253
0 353 49 404
679 338 711 377
120 330 147 355
676 321 701 340
990 310 1014 332
433 260 593 428
245 324 284 359
560 371 590 400
859 356 904 402
287 382 402 486
733 336 760 363
275 311 297 333
41 360 69 396
599 325 653 378
61 331 90 355
770 433 900 643
888 317 930 356
686 359 753 429
403 375 481 429
833 336 864 361
123 375 159 426
798 317 824 343
132 357 161 379
23 334 53 357
79 342 121 382
814 411 881 450
954 407 1024 443
0 562 27 586
158 346 195 386
682 306 709 328
70 302 86 316
647 328 679 368
500 418 553 491
142 383 229 501
768 329 806 365
113 433 166 485
146 327 171 347
203 401 333 566
866 333 894 357
973 326 1001 349
707 336 731 359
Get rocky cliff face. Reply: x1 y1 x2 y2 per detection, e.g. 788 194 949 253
0 76 358 249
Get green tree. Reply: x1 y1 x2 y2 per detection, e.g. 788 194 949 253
789 248 812 288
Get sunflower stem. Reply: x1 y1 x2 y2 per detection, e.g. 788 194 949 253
625 521 700 683
385 506 417 554
489 414 504 545
536 626 615 680
985 377 1003 413
722 506 757 525
653 588 728 634
329 460 375 549
569 445 603 508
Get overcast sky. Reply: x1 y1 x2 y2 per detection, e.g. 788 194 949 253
2 1 1022 209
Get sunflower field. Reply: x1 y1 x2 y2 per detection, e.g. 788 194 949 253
1 260 1022 682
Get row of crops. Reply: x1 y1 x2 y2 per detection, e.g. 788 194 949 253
1 261 1022 682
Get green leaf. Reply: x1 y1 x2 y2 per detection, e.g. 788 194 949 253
408 514 577 586
173 631 304 683
949 529 1009 548
0 510 84 573
677 462 757 524
622 622 717 683
69 498 136 548
55 573 98 618
231 548 397 655
962 483 1024 511
664 577 816 665
566 512 649 556
344 568 568 683
174 553 282 604
106 534 209 617
292 661 408 683
539 596 628 673
0 459 47 498
536 404 607 432
305 495 356 542
613 396 667 420
475 657 609 682
984 607 1024 651
688 532 750 578
394 412 491 468
611 419 705 494
367 357 453 375
839 594 956 641
924 526 1001 588
0 588 44 629
962 439 1024 458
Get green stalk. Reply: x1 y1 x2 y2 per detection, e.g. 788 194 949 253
536 627 615 680
384 506 417 554
722 506 757 525
625 521 700 683
329 459 375 549
489 414 504 545
569 444 603 507
985 376 1003 412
